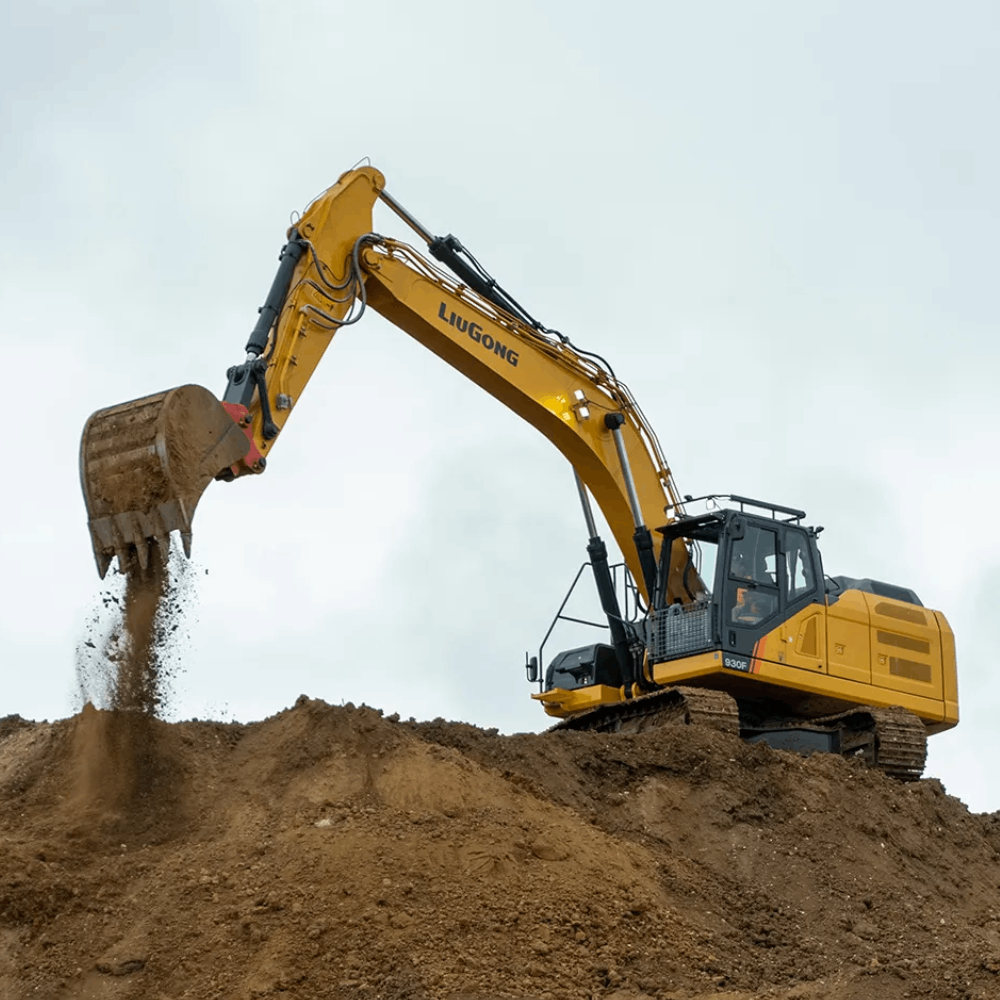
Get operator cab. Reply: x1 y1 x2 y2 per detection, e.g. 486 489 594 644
532 494 828 697
648 496 825 668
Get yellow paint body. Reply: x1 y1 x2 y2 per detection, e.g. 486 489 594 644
537 591 959 733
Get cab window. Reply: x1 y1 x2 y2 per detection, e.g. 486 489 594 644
729 525 779 626
784 529 815 602
730 525 777 586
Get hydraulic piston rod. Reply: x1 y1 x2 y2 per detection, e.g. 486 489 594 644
605 413 658 597
574 470 636 693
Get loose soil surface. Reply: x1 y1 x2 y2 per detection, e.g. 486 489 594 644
0 699 998 1000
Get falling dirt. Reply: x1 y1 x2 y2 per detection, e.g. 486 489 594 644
70 546 193 847
112 548 168 718
76 545 192 717
0 696 998 1000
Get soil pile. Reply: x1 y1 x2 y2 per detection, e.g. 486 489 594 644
0 699 998 1000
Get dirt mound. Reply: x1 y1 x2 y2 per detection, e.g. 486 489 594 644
0 698 998 999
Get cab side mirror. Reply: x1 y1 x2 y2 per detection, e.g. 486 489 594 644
526 655 539 684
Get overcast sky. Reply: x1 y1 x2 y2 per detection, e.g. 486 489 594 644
2 1 997 811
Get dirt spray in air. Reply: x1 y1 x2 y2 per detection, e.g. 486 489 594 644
74 542 193 827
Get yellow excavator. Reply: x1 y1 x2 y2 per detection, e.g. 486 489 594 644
79 165 958 778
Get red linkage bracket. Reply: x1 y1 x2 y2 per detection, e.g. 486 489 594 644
220 402 266 478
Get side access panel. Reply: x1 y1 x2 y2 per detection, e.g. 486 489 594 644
864 594 943 701
825 591 872 684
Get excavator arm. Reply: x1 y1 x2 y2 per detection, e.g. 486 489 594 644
80 165 694 607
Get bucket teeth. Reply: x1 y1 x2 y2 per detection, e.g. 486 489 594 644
157 499 191 536
114 512 140 553
115 544 132 577
155 532 170 564
88 509 173 576
94 550 113 580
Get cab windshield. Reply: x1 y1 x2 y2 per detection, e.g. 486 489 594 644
728 524 779 626
660 515 723 606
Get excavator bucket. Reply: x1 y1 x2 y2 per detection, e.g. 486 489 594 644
80 384 251 578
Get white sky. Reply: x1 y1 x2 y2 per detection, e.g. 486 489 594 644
2 2 998 810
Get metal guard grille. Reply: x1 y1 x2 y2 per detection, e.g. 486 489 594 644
646 601 716 662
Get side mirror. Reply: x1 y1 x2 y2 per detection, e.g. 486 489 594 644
526 655 539 684
729 516 746 540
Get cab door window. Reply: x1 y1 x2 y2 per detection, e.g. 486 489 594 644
784 529 816 603
729 525 779 626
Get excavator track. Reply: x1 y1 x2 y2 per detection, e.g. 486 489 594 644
552 687 927 781
551 686 740 737
859 707 928 781
769 705 928 780
739 703 929 780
